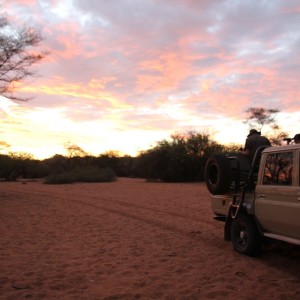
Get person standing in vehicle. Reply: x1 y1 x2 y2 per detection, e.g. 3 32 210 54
293 134 300 144
243 129 271 162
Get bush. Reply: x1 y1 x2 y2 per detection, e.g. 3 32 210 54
44 166 116 184
75 166 116 182
134 132 225 182
44 172 76 184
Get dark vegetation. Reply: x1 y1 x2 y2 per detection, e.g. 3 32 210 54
0 132 242 184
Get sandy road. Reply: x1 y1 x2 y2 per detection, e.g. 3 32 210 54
1 178 300 299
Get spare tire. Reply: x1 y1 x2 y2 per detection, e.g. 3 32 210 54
205 154 232 195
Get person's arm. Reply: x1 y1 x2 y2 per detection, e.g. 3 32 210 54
242 138 250 155
242 148 250 155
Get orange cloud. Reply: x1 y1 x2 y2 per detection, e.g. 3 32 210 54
17 77 130 109
137 51 190 91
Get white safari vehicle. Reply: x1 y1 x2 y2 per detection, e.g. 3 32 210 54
205 144 300 256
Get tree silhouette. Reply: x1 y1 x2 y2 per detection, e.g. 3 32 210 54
137 131 224 182
244 107 288 145
0 15 47 101
244 107 279 132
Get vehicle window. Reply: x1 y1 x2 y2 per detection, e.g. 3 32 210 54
262 152 293 186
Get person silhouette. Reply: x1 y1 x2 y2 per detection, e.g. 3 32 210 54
243 129 271 162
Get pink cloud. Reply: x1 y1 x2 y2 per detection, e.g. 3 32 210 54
3 0 36 5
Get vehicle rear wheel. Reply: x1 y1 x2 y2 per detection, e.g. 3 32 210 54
205 154 232 194
230 214 261 256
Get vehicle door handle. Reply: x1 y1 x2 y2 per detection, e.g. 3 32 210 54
258 194 266 198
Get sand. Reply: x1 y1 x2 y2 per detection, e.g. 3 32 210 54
1 177 300 300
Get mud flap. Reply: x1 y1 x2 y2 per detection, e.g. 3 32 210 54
224 217 232 241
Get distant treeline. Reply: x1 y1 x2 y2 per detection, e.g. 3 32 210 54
0 132 241 184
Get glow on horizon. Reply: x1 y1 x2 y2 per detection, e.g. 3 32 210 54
2 101 299 160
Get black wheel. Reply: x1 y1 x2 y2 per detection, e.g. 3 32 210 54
205 154 232 194
231 214 261 256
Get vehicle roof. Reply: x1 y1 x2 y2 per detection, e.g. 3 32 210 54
263 144 300 153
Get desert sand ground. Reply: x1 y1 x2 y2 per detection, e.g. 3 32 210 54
1 177 300 300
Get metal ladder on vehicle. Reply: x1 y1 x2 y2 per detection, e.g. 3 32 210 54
228 156 246 219
231 186 246 219
228 145 270 219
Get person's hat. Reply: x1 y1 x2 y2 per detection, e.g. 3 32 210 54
247 129 259 137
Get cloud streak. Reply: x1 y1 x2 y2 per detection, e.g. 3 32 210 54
1 0 300 158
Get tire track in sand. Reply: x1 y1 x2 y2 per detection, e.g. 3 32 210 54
0 185 224 248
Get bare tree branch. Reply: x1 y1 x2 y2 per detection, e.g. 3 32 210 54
243 107 279 132
0 16 47 101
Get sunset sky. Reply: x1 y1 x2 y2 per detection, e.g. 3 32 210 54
1 0 300 159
